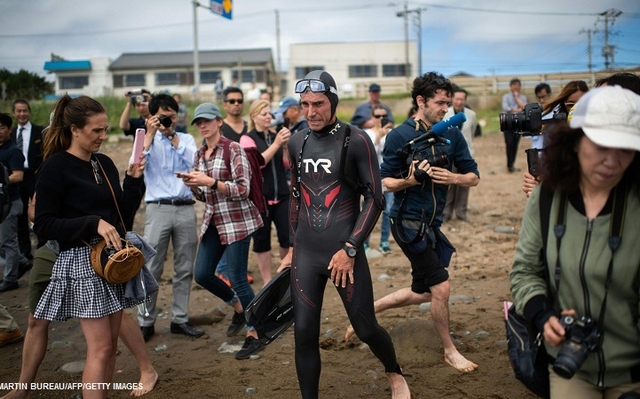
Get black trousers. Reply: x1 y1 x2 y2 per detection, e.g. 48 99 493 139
503 131 521 169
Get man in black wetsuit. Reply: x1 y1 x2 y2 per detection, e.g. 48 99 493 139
278 70 410 399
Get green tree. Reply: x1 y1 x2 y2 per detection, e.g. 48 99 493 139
0 68 54 101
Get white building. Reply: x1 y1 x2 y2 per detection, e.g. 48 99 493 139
43 43 417 100
286 41 418 98
43 48 276 98
44 57 112 98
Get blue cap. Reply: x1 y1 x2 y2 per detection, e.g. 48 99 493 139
369 83 381 92
276 97 300 115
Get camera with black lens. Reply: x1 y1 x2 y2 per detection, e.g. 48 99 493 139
411 151 450 183
552 315 599 379
415 151 449 169
500 102 543 135
157 115 173 128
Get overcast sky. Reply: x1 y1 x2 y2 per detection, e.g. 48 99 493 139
1 0 638 79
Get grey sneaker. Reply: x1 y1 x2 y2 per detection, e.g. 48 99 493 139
235 336 265 360
380 242 392 255
226 311 245 337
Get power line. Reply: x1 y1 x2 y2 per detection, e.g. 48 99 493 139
1 2 632 39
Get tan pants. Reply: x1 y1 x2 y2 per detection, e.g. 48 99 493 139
549 365 640 399
0 302 18 332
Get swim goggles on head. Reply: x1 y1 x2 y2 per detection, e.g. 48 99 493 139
294 79 338 95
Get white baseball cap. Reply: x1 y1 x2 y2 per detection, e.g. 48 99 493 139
570 85 640 152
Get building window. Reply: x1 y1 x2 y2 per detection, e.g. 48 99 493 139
200 70 222 84
59 76 89 90
231 69 264 83
113 75 124 88
295 66 324 79
349 65 378 78
156 72 179 86
382 64 410 77
179 72 194 86
124 74 146 87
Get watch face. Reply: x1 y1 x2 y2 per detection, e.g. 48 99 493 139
343 244 357 258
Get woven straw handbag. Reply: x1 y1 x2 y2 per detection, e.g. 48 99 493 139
86 157 144 284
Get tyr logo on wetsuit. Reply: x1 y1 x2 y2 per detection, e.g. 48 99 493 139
302 158 332 173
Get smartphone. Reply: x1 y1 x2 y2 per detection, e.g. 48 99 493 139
131 128 145 164
283 117 290 129
525 148 543 178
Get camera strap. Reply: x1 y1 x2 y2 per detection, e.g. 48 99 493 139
551 182 628 340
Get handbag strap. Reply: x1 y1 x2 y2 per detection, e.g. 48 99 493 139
94 156 127 232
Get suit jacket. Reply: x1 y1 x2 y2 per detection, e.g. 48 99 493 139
11 123 44 196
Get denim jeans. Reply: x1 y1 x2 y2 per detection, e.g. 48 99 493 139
194 226 255 326
216 251 228 277
364 192 394 247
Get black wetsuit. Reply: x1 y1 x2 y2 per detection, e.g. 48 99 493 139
287 120 400 398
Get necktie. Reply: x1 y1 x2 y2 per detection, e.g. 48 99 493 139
16 127 24 152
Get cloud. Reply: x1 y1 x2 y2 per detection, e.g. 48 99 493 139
0 0 638 77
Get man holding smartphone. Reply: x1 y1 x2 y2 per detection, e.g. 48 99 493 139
136 94 204 341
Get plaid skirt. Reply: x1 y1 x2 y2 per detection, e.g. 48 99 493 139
34 243 144 321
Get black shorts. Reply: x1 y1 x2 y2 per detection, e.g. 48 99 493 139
390 217 449 294
252 198 290 253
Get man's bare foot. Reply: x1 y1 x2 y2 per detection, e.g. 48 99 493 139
1 389 30 399
386 372 411 399
130 369 159 397
344 324 355 340
444 350 478 373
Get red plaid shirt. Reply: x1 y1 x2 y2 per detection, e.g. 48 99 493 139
193 136 263 244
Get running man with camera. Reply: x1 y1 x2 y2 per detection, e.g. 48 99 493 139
346 72 479 373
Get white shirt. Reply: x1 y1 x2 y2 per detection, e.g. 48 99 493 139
16 121 32 169
444 107 476 156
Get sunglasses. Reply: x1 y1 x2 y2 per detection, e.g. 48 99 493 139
225 99 243 105
91 159 103 185
373 114 388 118
294 79 338 95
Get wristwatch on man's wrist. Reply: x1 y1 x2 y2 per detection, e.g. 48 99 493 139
343 244 357 258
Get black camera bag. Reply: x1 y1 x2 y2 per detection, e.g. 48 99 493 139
505 303 551 398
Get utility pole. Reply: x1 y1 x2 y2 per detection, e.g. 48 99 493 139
192 0 200 93
275 10 281 73
396 2 410 80
579 28 597 73
275 9 281 97
411 8 422 76
599 8 622 70
396 4 426 79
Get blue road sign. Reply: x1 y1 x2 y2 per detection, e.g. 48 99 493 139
210 0 232 20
